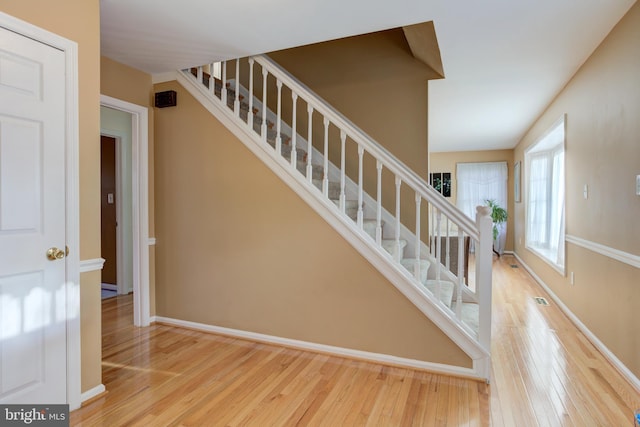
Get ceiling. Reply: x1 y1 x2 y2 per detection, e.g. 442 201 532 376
101 0 635 152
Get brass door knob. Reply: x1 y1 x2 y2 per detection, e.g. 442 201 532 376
46 247 65 261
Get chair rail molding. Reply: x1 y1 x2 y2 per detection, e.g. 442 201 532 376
565 234 640 269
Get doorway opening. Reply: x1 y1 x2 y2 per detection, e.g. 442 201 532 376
100 95 150 327
100 135 119 299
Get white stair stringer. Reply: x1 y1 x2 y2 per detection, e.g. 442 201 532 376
175 69 491 381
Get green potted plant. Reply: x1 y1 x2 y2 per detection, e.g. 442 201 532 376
485 199 507 241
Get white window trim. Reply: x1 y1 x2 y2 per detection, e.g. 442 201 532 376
524 115 566 275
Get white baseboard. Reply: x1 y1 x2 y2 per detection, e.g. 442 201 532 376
513 252 640 393
154 316 482 381
80 383 105 403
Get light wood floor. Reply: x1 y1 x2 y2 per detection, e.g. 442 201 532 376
71 255 639 426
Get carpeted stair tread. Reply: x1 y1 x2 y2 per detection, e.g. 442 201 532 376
312 180 341 199
400 259 431 284
450 301 479 335
297 162 324 180
362 219 377 239
424 279 454 308
382 239 407 260
331 199 359 220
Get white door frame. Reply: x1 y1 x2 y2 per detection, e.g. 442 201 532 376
100 95 150 327
0 11 81 410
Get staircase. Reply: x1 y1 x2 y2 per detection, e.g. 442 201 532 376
177 56 494 381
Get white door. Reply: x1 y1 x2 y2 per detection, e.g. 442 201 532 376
0 26 67 403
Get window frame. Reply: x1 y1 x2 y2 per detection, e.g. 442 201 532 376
524 115 566 275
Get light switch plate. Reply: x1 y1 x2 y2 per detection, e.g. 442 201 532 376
636 175 640 196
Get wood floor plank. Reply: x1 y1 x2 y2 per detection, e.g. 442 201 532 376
70 256 640 426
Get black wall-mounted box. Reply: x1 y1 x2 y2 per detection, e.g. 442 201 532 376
155 90 177 108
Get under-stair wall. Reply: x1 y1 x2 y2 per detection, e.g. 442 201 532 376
153 80 474 372
153 37 494 380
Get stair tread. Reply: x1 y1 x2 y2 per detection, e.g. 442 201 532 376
400 258 431 284
424 279 454 308
381 239 407 260
450 301 479 334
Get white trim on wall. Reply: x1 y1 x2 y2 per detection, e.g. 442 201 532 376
79 258 105 273
153 316 480 381
0 11 82 410
100 95 151 327
80 384 105 403
513 252 640 393
148 237 157 245
565 234 640 269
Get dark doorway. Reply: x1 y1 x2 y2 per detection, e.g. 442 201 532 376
101 135 118 286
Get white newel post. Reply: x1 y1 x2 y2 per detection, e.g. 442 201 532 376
475 205 493 351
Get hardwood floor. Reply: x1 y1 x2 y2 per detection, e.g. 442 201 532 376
70 255 639 426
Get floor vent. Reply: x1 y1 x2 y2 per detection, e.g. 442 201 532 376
534 297 549 306
510 264 519 268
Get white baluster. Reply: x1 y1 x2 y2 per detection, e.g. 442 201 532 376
234 58 240 116
376 161 383 246
435 210 442 302
339 130 346 214
456 230 464 319
222 61 227 105
414 192 421 282
357 145 364 228
209 62 215 97
291 93 298 168
395 176 402 262
197 66 203 86
248 58 254 128
430 206 436 258
322 117 329 197
261 68 268 142
445 217 451 271
275 79 282 155
306 105 313 182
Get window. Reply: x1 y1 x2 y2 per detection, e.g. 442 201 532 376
525 116 565 273
429 172 451 197
456 162 508 253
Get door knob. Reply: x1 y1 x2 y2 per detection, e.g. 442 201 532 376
46 247 65 261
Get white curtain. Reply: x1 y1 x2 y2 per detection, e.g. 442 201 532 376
528 150 565 266
456 162 508 253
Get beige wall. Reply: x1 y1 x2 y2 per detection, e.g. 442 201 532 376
153 80 472 368
269 29 438 240
100 56 156 314
0 0 102 393
513 3 640 378
430 150 515 252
